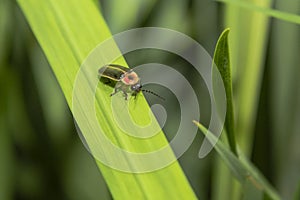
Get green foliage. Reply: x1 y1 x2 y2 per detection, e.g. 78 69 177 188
213 28 237 155
213 0 273 199
0 0 298 199
219 0 300 25
17 0 196 199
193 121 280 200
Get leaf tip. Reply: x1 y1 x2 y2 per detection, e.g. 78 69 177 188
220 28 230 38
192 120 198 124
192 120 201 127
192 120 206 134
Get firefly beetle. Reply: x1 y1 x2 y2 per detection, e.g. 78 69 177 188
98 64 164 100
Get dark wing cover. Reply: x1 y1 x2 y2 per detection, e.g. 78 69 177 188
98 64 130 81
105 64 130 72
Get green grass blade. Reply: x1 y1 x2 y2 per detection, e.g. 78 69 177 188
101 0 157 33
0 0 13 66
17 0 196 199
270 1 300 199
0 115 14 200
224 0 273 156
294 181 300 200
193 121 281 200
219 0 273 199
218 0 300 25
213 28 237 155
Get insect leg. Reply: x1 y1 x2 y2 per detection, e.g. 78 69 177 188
131 91 138 99
110 87 120 97
122 90 128 100
110 81 122 97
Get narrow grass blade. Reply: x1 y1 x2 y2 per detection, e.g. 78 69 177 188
218 0 273 199
270 1 300 199
102 0 157 33
0 117 14 200
218 0 300 25
17 0 197 199
213 28 237 155
294 181 300 200
193 121 281 200
0 0 13 66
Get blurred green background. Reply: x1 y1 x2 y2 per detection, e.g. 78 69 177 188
1 0 299 199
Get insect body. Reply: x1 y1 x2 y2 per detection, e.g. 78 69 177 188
98 64 164 100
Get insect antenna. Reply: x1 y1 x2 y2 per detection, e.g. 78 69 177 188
142 89 165 101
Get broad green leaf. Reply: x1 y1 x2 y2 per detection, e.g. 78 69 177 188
218 0 300 25
193 121 281 200
63 143 111 200
30 44 70 143
17 0 196 199
213 28 237 155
